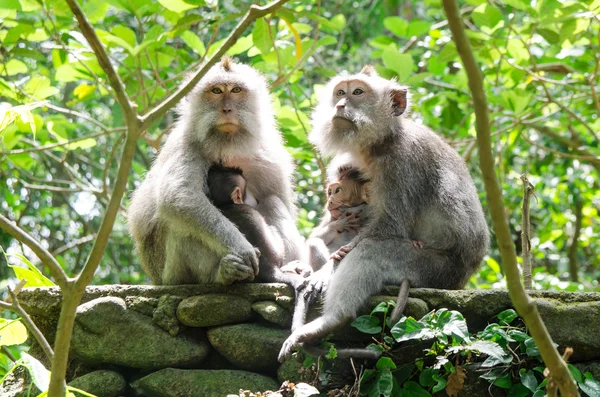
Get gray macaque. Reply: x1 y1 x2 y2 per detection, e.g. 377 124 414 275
128 56 304 285
279 66 489 361
206 164 307 289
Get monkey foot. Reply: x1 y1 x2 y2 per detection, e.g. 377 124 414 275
218 253 258 284
278 334 301 362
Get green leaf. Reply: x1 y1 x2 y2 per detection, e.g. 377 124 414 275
181 31 205 55
507 39 528 63
472 4 504 33
391 316 435 342
19 353 50 392
24 76 59 100
330 14 346 31
253 18 273 55
384 17 408 38
0 319 27 346
568 364 583 384
580 376 600 397
0 59 27 76
352 315 382 334
508 329 529 341
376 357 397 370
112 25 137 47
157 0 196 13
439 42 457 62
493 374 513 389
502 0 530 11
82 0 109 23
402 381 431 396
371 301 392 315
382 49 413 82
508 383 531 397
65 138 97 150
419 368 437 387
519 369 538 392
497 309 518 325
432 374 446 393
469 340 512 367
524 338 540 357
7 253 56 287
407 20 430 37
0 0 21 10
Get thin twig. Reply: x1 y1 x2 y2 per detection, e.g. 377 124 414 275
0 286 55 362
51 234 96 257
520 174 535 290
0 214 68 288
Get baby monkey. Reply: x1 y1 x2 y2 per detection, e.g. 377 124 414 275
306 166 370 269
207 165 307 289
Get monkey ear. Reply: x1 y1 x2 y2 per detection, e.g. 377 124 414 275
391 89 408 116
360 65 378 76
231 187 244 204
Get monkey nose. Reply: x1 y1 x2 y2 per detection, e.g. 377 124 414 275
222 107 232 113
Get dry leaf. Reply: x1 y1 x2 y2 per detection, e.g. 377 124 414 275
445 365 467 397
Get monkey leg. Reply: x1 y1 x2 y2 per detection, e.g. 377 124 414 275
163 233 222 285
279 239 455 361
257 195 305 263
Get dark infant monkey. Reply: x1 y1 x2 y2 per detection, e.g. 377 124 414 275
207 164 307 289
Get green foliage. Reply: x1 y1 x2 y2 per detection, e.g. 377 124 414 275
351 301 599 397
0 0 598 288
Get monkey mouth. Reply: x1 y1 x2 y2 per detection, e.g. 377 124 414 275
216 122 240 134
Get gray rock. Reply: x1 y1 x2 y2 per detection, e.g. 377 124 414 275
125 296 158 316
131 368 279 396
71 297 210 369
0 366 40 397
366 295 430 320
19 284 295 318
153 295 183 335
252 301 291 327
177 294 252 327
575 361 600 379
68 370 126 397
207 324 289 373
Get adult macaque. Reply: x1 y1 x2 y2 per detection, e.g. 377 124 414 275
128 56 304 285
278 66 489 361
206 165 307 289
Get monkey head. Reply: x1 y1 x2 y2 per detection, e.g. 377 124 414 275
207 164 247 207
309 65 411 156
178 56 280 160
326 167 369 219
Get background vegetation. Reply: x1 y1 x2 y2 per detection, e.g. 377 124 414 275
1 0 599 290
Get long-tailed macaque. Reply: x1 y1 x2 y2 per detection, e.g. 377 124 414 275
279 66 489 361
207 164 307 289
128 57 304 285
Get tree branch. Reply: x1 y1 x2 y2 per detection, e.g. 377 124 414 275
64 0 136 122
0 285 55 362
442 1 579 396
0 214 68 289
140 0 291 130
567 199 583 283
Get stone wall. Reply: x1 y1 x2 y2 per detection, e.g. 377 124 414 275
5 285 600 397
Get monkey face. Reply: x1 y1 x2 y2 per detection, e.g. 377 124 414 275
326 179 367 215
309 66 411 156
204 84 249 135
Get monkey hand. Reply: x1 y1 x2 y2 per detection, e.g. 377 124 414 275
334 211 362 234
281 260 313 278
331 244 353 262
218 245 260 284
278 332 302 362
300 268 330 303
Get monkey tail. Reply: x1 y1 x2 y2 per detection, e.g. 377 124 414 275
389 278 410 324
303 344 382 361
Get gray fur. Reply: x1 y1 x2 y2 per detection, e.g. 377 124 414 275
279 68 489 361
128 59 304 285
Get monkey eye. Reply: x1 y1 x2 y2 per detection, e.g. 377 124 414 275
231 87 242 93
335 187 341 194
211 87 223 94
336 89 345 96
353 88 364 95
